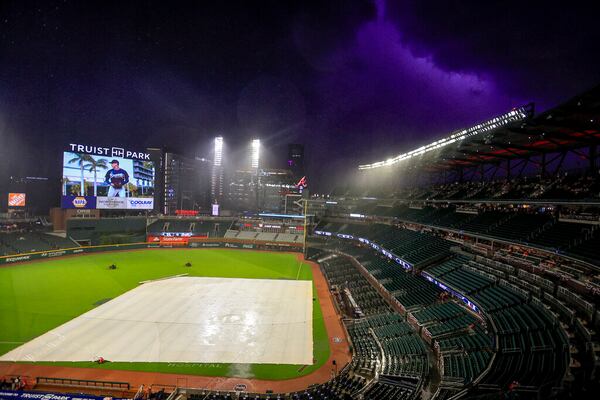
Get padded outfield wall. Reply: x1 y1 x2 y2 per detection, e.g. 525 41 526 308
0 240 302 265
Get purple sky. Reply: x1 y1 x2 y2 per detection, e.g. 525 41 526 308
0 0 598 191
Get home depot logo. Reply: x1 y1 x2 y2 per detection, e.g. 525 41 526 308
72 197 88 208
8 193 26 207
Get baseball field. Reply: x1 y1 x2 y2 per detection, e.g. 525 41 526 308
0 249 331 380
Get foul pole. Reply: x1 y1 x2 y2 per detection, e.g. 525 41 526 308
302 199 308 258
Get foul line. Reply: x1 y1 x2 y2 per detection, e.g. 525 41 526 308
295 261 304 280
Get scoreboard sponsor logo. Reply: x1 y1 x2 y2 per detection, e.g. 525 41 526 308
61 196 97 209
72 197 88 208
67 196 153 210
8 193 26 207
126 198 154 209
68 143 151 160
96 197 127 209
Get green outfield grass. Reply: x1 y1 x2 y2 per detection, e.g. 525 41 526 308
0 249 330 380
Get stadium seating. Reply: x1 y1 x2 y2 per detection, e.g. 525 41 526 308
320 255 428 397
454 211 506 235
488 213 552 241
568 228 600 263
254 232 277 241
321 256 391 316
0 231 79 255
371 206 599 266
146 218 227 237
325 223 452 268
442 351 491 384
224 229 239 238
390 174 600 202
275 233 303 243
322 243 498 390
68 217 148 244
424 256 569 388
529 221 590 250
316 219 575 396
362 381 415 400
230 231 255 240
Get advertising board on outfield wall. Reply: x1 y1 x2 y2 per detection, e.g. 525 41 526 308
0 244 148 265
0 241 300 265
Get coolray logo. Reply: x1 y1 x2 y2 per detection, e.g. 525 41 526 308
72 197 87 208
68 143 151 160
126 198 154 209
128 199 152 205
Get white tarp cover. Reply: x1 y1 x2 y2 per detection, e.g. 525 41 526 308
0 277 313 365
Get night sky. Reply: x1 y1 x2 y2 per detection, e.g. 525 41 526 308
1 0 599 190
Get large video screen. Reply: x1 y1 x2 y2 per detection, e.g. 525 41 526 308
61 144 155 210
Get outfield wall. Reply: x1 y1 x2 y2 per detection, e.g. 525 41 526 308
0 240 302 265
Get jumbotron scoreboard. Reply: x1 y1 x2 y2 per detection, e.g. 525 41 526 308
61 143 156 210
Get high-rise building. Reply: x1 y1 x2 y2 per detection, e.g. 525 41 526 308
163 152 211 215
227 168 298 213
132 160 154 197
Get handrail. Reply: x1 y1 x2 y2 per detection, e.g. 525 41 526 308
36 376 130 390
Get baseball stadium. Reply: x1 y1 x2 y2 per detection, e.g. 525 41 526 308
2 85 600 399
2 2 600 400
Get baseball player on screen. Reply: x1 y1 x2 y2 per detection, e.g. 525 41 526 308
105 159 129 197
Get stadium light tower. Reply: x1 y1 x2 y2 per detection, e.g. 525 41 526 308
211 136 224 203
250 138 261 211
214 136 223 167
251 138 260 170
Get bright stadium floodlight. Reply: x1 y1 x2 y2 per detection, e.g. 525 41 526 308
358 105 532 170
214 136 223 167
251 138 260 169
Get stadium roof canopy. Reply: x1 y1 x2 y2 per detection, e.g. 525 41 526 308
358 85 600 172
